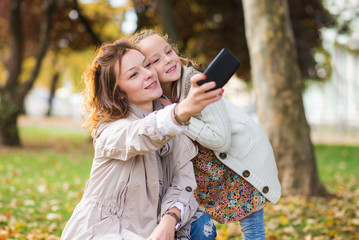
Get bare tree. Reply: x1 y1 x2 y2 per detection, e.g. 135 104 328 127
242 0 328 196
0 0 57 146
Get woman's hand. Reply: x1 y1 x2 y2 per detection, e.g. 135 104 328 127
146 215 176 240
146 207 180 240
174 73 223 124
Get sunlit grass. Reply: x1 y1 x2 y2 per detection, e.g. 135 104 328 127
0 125 93 238
0 123 358 239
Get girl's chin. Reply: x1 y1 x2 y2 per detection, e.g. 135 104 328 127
161 77 179 83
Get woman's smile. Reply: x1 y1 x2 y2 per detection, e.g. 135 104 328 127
145 81 158 89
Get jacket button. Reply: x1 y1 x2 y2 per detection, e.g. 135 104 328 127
242 170 250 178
185 186 192 192
262 186 269 193
219 153 227 159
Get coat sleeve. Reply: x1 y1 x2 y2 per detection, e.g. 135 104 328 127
94 110 179 161
182 72 231 152
159 134 199 227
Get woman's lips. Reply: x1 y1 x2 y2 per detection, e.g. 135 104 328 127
145 81 158 89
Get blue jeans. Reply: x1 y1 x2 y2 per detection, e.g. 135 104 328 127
190 211 217 240
239 208 266 240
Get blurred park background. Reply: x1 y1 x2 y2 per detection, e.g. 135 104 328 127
1 0 359 239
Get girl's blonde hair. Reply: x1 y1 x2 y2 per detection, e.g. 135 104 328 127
130 29 204 100
82 39 138 135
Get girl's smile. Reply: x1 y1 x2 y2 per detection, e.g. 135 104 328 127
166 64 177 74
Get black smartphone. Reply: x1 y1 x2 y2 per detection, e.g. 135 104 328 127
198 48 240 90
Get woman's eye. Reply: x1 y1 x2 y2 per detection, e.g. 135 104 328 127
130 72 138 78
145 62 151 68
166 49 172 55
152 58 159 64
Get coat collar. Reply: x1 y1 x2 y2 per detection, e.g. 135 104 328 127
130 99 163 119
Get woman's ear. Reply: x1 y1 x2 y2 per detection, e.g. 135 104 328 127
118 88 127 100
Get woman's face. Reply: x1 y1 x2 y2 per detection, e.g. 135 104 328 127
137 35 182 85
116 49 162 112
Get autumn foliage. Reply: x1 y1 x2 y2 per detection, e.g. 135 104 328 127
0 118 358 239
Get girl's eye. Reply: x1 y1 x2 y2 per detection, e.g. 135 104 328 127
152 58 159 64
145 62 151 68
166 49 172 55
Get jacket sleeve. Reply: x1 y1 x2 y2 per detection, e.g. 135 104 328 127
185 97 232 153
94 109 181 161
159 134 199 227
181 66 231 153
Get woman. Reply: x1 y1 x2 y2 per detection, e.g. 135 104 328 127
60 39 222 240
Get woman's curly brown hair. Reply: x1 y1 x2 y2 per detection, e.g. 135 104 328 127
82 39 138 135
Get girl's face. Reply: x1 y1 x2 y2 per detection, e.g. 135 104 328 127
137 35 182 85
116 49 162 112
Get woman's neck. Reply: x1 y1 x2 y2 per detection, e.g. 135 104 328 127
133 102 153 113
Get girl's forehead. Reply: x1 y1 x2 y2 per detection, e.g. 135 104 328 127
139 35 170 57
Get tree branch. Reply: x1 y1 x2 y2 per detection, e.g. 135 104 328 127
20 0 57 98
5 0 23 91
73 0 102 46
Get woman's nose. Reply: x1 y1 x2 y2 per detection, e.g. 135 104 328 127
144 68 153 80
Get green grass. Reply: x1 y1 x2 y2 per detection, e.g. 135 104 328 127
0 125 93 239
315 144 359 191
0 124 358 239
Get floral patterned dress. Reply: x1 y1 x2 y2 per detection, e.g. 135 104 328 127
192 144 266 224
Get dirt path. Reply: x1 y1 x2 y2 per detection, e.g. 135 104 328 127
19 115 84 131
18 115 359 145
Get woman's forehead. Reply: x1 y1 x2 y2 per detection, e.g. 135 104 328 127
116 49 146 76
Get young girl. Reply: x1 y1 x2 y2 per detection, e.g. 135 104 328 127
131 30 282 239
61 39 222 240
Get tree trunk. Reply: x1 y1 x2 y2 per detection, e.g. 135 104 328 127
242 0 328 196
0 0 57 147
5 0 23 91
0 0 23 146
0 90 21 146
47 71 60 117
157 0 178 42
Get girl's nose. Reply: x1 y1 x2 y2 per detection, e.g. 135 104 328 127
164 55 171 64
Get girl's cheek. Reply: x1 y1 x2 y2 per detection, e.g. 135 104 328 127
154 66 163 75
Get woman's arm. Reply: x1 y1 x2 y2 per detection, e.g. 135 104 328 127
146 213 177 240
147 133 199 239
94 105 182 161
95 74 222 161
160 161 198 226
159 133 198 227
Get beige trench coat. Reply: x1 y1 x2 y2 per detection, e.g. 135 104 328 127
61 104 198 239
